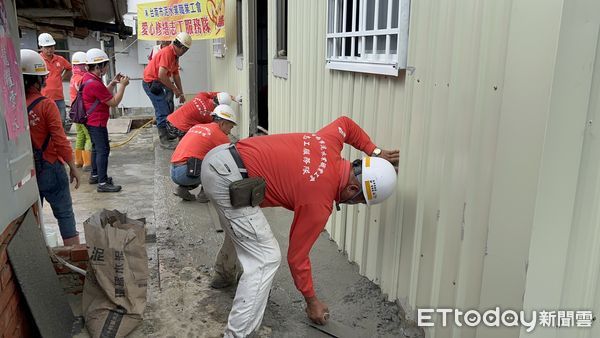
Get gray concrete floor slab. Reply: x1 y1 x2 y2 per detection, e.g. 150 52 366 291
50 126 422 338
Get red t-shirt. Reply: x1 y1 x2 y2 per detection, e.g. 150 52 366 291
236 117 377 298
171 123 230 164
166 92 217 132
69 67 86 103
82 72 113 127
40 53 71 101
143 44 179 83
26 88 73 164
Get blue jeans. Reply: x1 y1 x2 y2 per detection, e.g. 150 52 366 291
37 160 77 239
143 81 174 128
55 99 66 123
171 164 202 187
88 125 110 183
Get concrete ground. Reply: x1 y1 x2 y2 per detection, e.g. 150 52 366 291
44 123 423 338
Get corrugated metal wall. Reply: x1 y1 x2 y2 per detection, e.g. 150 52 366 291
212 0 600 337
519 0 600 338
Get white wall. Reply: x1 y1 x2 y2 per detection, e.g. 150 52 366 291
63 34 211 110
113 37 153 109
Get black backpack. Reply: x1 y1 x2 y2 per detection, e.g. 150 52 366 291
69 79 99 124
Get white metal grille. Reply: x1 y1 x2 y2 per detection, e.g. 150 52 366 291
326 0 410 76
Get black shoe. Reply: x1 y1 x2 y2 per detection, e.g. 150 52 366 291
89 176 112 185
97 182 121 193
174 186 196 201
158 127 177 150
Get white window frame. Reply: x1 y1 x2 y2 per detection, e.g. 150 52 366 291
326 0 410 76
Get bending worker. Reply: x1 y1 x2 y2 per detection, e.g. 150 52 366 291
143 32 192 149
166 91 234 138
201 116 399 337
170 105 237 202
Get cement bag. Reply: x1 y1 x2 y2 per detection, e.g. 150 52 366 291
82 209 148 337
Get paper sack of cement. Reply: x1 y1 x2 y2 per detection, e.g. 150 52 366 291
82 209 148 337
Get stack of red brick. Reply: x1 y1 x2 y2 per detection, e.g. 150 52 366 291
0 218 38 337
52 245 89 295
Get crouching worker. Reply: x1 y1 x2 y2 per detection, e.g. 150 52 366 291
21 49 81 246
200 116 399 337
166 91 235 138
171 105 237 202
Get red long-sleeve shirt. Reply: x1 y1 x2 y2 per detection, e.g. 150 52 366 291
167 91 217 132
26 88 73 164
236 116 376 297
171 122 230 164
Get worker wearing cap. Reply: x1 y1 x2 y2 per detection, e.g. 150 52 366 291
143 32 192 149
170 105 237 202
83 48 130 193
166 91 235 138
201 116 399 337
38 33 72 129
69 51 92 172
21 49 81 246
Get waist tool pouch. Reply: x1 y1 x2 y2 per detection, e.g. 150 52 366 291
186 157 202 177
150 81 164 95
229 177 266 208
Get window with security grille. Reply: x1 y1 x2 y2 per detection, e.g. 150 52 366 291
326 0 410 76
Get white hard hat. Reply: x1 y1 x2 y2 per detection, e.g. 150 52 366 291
20 49 49 75
71 51 87 65
217 92 232 105
38 33 56 47
175 32 192 48
86 48 109 64
361 156 397 205
212 105 237 124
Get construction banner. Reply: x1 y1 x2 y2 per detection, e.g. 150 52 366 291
137 0 225 41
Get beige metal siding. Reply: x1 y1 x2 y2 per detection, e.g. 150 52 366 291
214 0 600 337
520 1 600 338
268 4 525 334
209 0 249 138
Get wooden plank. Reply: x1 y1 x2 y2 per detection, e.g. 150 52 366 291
18 8 80 18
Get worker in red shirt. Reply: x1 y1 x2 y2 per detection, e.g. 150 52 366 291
170 105 237 202
83 48 130 193
143 32 192 149
69 51 92 172
166 91 235 138
38 33 72 130
21 49 81 246
201 116 399 337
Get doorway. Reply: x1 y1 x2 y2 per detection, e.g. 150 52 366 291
248 0 269 135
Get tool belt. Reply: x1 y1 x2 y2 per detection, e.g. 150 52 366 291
228 145 266 208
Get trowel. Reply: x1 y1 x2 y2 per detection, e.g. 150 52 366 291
303 318 362 338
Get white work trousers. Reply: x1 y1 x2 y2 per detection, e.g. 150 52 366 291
201 144 282 338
